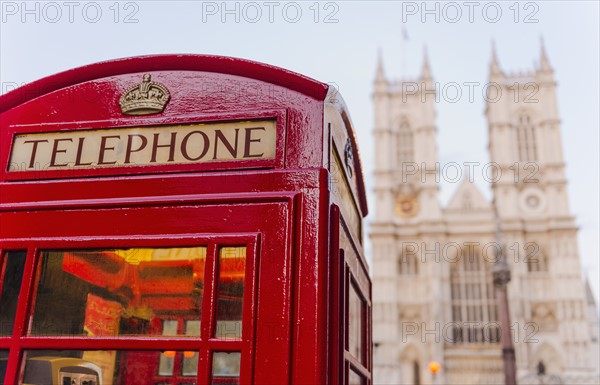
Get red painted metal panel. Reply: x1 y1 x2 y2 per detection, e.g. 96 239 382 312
0 54 329 114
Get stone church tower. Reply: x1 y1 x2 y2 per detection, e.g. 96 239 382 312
371 43 600 385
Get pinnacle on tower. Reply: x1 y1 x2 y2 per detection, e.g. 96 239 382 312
540 36 553 72
375 48 386 83
420 45 432 80
490 39 502 76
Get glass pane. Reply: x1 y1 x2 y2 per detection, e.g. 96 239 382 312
1 350 8 384
185 320 201 337
348 282 364 363
29 247 206 337
162 320 179 336
158 351 175 376
20 350 198 385
212 352 241 384
182 351 199 377
0 251 27 336
214 247 246 339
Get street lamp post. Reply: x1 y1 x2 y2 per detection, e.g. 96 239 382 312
492 196 518 385
492 250 518 385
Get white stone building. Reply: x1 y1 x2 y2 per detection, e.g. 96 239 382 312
370 43 600 385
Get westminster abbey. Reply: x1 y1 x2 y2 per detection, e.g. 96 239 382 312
370 42 600 385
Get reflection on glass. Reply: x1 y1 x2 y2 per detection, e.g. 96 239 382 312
212 352 241 384
185 320 200 337
215 247 246 339
349 283 364 363
1 350 8 384
162 320 179 336
0 251 26 336
21 350 198 385
29 247 206 337
158 350 175 376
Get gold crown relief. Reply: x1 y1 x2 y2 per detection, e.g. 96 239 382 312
119 74 170 116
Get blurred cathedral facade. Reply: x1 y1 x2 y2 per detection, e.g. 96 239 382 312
370 42 600 385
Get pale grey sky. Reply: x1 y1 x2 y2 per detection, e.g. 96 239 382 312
1 1 599 299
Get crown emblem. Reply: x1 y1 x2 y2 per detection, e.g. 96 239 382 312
119 74 170 115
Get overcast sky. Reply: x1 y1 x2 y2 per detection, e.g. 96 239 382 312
1 1 599 300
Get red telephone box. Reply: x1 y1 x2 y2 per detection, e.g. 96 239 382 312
0 55 371 385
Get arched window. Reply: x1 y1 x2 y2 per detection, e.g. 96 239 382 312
399 254 419 276
516 113 537 162
449 251 499 343
537 361 546 376
527 251 549 273
413 361 421 385
397 120 413 167
400 346 420 385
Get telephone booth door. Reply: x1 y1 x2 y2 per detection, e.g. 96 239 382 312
0 198 296 385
